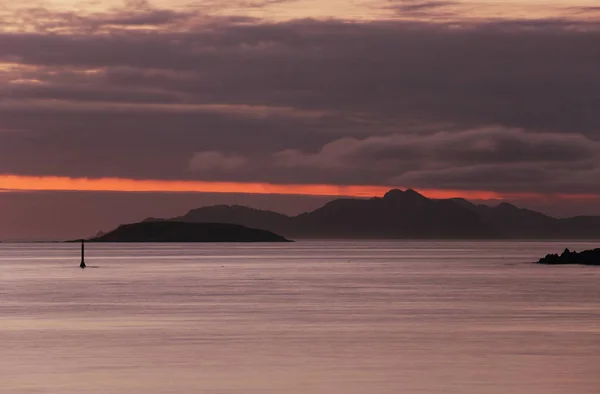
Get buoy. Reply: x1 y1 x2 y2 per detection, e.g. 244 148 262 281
80 240 86 269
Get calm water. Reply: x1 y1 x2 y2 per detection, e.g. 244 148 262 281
1 241 599 394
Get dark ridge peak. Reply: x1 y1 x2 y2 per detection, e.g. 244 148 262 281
188 204 229 211
189 204 268 212
319 197 362 209
383 189 403 198
495 202 550 217
451 197 473 206
449 198 479 212
383 188 426 200
406 188 428 199
142 217 165 222
186 204 242 215
497 202 518 209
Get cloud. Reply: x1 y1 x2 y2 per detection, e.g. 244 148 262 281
386 0 458 14
237 0 298 8
274 127 600 193
393 164 600 194
189 151 248 171
568 6 600 15
2 17 599 133
8 2 197 34
1 10 600 196
275 127 600 167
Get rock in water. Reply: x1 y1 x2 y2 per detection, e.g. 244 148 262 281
536 248 600 266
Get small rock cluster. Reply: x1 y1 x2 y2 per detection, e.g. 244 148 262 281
537 248 600 266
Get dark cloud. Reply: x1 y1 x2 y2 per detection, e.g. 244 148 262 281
272 127 600 192
569 6 600 14
0 108 356 181
10 5 193 34
239 0 298 8
385 0 458 14
7 82 183 104
98 9 190 27
189 151 248 172
1 9 600 196
2 17 599 132
392 163 600 194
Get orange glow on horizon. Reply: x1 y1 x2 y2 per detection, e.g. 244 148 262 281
1 174 599 202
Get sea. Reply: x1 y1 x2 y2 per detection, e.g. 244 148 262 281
1 241 599 394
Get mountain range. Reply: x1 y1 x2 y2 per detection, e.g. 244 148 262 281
141 189 600 239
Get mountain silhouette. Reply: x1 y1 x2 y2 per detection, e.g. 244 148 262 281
172 205 292 235
453 199 600 239
289 189 491 238
131 189 566 239
452 199 557 238
141 189 600 239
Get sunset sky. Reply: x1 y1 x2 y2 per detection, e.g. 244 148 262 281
1 0 600 239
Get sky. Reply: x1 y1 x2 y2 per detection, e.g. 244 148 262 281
1 0 600 240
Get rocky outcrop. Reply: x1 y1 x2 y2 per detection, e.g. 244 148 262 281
536 248 600 266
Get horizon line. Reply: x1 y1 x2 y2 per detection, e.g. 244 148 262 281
1 174 600 202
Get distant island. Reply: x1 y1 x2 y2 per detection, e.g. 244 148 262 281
87 221 291 243
536 248 600 266
134 189 600 240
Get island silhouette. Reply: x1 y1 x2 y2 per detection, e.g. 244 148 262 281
86 221 291 243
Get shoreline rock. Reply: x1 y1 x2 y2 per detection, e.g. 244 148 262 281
536 248 600 266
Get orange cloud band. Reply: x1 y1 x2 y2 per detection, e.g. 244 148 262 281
0 174 599 201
